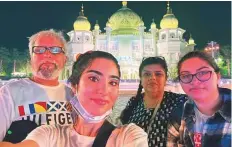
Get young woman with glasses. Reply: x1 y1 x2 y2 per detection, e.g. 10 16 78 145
120 56 187 147
167 51 231 147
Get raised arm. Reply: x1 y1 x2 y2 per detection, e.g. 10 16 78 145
167 104 185 147
0 140 39 147
167 123 180 147
0 123 53 147
122 124 148 147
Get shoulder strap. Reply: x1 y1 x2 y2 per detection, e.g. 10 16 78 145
92 120 116 147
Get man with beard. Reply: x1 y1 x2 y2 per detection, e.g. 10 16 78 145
0 29 74 143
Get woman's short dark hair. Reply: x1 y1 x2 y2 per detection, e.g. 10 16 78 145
68 51 121 86
177 51 220 76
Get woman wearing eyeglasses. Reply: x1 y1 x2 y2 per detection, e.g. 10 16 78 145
167 51 231 147
120 57 187 147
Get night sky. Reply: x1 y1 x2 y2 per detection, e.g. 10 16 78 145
0 1 231 52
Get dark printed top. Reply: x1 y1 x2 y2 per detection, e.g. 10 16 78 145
121 91 187 147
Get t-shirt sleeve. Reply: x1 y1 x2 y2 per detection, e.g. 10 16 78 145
0 86 14 141
24 125 51 147
119 123 148 147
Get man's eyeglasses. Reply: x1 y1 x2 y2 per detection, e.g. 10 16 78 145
179 71 213 84
32 46 64 54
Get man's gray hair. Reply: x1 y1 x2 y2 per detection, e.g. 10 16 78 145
28 29 67 56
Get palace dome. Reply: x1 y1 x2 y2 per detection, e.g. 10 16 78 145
150 19 156 29
73 5 91 31
94 20 100 30
160 3 178 29
108 1 143 35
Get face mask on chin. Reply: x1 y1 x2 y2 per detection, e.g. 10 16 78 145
69 95 112 123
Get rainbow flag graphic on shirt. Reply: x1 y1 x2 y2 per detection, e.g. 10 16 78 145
18 102 47 116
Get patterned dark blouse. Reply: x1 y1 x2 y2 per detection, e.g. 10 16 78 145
121 91 187 147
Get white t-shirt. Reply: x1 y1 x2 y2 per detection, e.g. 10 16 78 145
194 107 211 133
193 106 211 147
0 78 74 141
25 123 148 147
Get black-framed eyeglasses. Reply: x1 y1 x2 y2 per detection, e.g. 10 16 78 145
179 71 213 84
32 46 64 54
142 56 166 62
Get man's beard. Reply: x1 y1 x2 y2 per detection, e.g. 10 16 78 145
36 62 60 80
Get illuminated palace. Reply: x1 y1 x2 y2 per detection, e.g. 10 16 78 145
64 1 196 80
